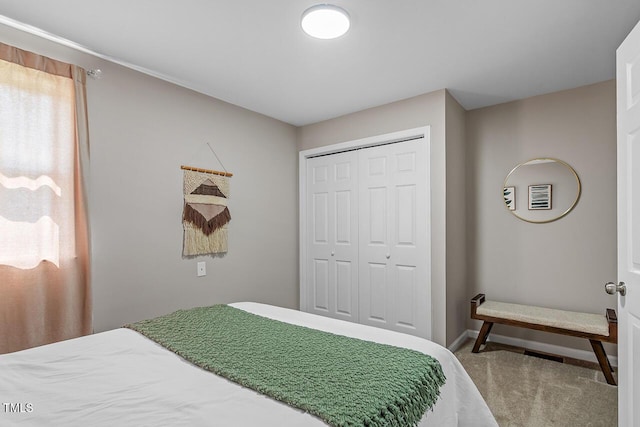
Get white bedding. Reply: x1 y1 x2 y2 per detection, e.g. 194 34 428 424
0 302 497 426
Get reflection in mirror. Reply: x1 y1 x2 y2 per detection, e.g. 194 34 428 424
503 158 580 223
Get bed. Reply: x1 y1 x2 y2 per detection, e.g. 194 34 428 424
0 302 497 426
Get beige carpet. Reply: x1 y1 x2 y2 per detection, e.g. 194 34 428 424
454 340 617 427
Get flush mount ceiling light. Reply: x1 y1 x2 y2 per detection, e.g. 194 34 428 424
301 4 350 39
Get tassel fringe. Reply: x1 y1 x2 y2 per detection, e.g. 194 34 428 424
183 223 228 256
183 203 231 236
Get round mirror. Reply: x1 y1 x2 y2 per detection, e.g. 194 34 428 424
503 158 581 223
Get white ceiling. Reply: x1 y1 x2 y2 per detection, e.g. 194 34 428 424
1 1 639 126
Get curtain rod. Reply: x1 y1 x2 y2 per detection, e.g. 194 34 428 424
180 165 233 177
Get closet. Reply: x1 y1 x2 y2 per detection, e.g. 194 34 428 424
300 128 431 339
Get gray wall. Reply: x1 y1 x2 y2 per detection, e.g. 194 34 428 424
466 80 617 353
0 23 300 333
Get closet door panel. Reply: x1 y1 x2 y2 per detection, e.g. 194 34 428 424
335 190 352 243
396 184 416 245
368 187 388 244
312 259 329 312
332 155 358 320
335 260 353 315
306 152 358 321
359 139 430 338
366 262 388 322
359 151 391 327
395 264 417 328
312 193 328 244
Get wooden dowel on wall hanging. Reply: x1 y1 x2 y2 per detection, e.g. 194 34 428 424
180 165 233 177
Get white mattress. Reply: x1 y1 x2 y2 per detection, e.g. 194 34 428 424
0 302 497 426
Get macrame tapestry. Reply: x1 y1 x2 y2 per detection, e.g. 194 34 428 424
182 169 231 256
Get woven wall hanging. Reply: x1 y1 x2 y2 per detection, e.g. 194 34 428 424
181 165 232 256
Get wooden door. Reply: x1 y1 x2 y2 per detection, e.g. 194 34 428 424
616 17 640 427
305 151 359 322
358 138 431 339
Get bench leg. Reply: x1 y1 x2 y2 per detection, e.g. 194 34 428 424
472 321 494 353
589 339 616 386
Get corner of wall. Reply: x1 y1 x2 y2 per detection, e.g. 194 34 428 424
444 91 469 346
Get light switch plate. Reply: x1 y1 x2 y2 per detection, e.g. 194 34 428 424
197 261 206 277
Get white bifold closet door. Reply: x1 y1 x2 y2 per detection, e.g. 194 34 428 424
305 138 430 339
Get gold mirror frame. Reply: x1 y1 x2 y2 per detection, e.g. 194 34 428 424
503 157 581 224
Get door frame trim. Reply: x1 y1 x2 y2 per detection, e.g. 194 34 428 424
299 126 431 313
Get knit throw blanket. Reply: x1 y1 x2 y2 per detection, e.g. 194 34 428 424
126 305 446 427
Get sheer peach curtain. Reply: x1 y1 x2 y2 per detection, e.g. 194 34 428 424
0 43 91 354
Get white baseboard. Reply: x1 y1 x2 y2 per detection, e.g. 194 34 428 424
451 329 618 367
447 330 471 353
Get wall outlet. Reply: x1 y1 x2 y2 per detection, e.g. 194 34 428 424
197 261 206 277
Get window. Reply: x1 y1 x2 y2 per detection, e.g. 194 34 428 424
0 60 76 269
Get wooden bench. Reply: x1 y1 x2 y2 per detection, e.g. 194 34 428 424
470 293 618 385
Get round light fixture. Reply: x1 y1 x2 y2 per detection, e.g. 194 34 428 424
301 4 350 39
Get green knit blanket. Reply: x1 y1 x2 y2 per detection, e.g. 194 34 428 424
125 305 445 427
